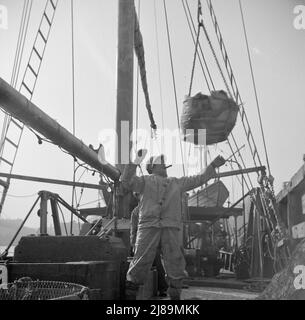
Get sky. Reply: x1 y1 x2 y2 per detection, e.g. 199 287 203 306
0 0 304 228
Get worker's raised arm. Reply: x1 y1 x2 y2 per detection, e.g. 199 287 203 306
121 149 148 193
176 156 226 192
121 163 145 193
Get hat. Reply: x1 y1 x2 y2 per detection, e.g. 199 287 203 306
146 155 166 174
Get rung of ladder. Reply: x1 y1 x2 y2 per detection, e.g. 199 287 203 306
21 81 33 96
38 30 47 43
0 157 13 167
28 63 38 77
11 118 24 130
5 138 18 149
33 47 43 61
44 12 52 26
50 0 56 10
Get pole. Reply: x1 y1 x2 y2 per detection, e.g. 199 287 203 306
39 191 48 235
116 0 135 219
0 172 107 190
215 166 266 179
116 0 134 167
0 77 121 182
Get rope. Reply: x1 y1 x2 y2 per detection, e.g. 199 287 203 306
58 203 69 236
135 0 141 149
188 0 203 96
11 0 28 88
134 11 157 131
200 17 233 99
189 22 201 97
182 0 252 192
238 0 272 177
0 0 33 157
188 0 254 190
71 0 77 235
153 0 165 151
163 0 186 176
0 192 37 199
14 0 33 89
182 0 214 93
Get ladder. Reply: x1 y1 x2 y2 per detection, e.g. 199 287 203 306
0 0 59 214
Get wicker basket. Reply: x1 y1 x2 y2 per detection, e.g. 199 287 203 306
0 280 89 300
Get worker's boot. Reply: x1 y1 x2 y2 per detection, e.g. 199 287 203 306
168 286 182 300
125 281 139 300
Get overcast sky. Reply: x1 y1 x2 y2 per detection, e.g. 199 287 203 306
0 0 304 228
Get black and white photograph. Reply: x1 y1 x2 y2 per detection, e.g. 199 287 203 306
0 0 305 305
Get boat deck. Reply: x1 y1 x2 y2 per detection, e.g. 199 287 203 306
153 277 268 300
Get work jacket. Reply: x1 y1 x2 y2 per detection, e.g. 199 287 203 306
122 164 216 230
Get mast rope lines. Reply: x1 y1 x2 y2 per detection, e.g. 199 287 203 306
0 0 33 158
182 0 251 192
163 0 186 177
0 0 33 154
205 0 274 188
0 0 59 215
203 0 288 261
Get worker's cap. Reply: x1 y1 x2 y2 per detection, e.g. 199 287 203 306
146 155 171 174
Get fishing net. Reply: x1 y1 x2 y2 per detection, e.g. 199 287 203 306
181 90 239 146
0 280 89 300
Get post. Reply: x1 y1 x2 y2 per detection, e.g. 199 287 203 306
39 191 49 235
116 0 135 218
50 199 62 236
116 0 134 166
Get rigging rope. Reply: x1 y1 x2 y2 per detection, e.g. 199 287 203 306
182 0 214 93
134 11 157 131
188 21 202 97
153 0 165 151
0 0 33 156
71 0 77 235
13 0 33 89
182 0 251 191
188 0 203 97
11 0 28 88
200 17 233 99
163 0 186 176
135 0 141 149
238 0 272 178
199 0 254 191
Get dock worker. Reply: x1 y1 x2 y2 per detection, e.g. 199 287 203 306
122 149 226 300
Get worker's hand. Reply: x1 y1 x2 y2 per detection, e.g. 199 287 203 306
133 149 148 165
210 155 226 169
130 245 135 257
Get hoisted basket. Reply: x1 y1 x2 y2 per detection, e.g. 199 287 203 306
0 280 89 300
181 91 239 145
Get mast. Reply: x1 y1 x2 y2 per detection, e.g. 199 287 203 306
116 0 134 167
116 0 135 219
